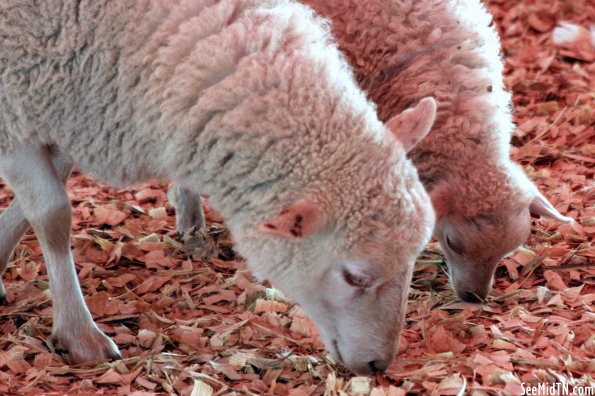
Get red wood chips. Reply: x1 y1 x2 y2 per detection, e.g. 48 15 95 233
0 0 593 394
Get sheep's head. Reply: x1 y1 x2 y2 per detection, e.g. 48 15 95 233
238 98 437 375
430 165 573 303
249 186 434 374
434 208 531 302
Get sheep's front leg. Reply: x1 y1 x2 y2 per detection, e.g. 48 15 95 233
169 184 205 235
0 144 120 364
0 147 72 305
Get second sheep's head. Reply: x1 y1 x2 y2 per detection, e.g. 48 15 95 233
430 163 574 303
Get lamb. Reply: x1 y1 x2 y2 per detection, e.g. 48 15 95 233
307 0 576 302
175 0 574 303
0 0 437 374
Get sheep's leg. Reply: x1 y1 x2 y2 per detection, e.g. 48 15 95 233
0 147 72 305
0 202 30 305
0 144 120 364
170 184 206 235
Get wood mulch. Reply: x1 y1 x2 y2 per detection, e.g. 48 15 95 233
0 0 593 394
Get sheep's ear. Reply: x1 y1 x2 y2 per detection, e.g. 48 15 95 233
429 182 450 220
257 199 327 239
387 97 437 152
529 190 574 223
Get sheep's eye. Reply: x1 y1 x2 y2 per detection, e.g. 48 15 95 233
445 235 464 255
342 269 372 289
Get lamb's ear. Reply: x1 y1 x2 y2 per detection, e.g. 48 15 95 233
257 199 328 239
387 97 437 152
529 190 574 223
429 182 450 220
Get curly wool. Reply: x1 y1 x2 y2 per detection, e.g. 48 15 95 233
304 0 534 217
0 0 432 272
0 0 440 372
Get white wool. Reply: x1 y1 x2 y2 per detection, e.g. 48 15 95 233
304 0 527 213
0 0 435 373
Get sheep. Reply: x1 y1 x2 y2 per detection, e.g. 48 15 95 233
165 0 573 302
0 0 437 374
171 0 575 303
303 0 576 302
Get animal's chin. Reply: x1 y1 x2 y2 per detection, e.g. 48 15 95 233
331 339 345 365
451 273 493 303
329 337 386 376
331 338 370 375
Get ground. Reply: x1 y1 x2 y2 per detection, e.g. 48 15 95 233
0 0 593 395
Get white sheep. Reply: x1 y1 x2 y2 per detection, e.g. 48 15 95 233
303 0 575 302
172 0 576 303
0 0 437 374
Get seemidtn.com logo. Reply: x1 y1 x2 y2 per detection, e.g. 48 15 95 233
521 383 594 396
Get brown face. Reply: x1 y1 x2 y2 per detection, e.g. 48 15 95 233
434 209 531 302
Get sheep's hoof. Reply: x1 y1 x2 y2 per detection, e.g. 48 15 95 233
177 224 197 239
50 325 121 365
174 203 206 237
182 229 218 259
176 215 206 237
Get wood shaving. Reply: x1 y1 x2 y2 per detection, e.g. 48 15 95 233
0 0 593 394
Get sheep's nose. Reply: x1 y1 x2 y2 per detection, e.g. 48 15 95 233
460 290 484 303
368 359 391 373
